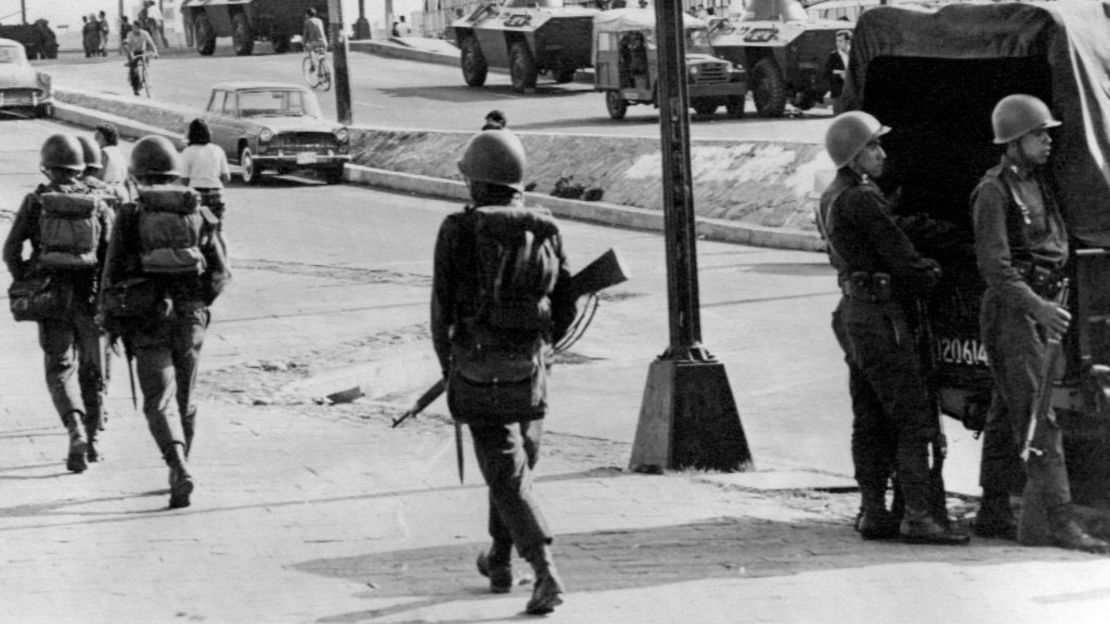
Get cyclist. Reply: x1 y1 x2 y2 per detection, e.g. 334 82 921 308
123 23 158 96
303 8 327 74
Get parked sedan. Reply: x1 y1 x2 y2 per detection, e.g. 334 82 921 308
202 82 350 184
0 38 52 118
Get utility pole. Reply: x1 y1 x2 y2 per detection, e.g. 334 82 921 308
629 0 752 474
327 0 353 125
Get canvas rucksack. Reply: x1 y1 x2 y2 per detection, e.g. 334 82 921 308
37 192 104 270
136 186 208 276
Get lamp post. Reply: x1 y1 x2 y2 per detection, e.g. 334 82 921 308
628 0 753 474
354 0 371 39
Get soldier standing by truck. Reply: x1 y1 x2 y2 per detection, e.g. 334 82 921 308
819 112 969 545
971 94 1110 553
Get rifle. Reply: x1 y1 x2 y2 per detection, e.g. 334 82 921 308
390 247 631 429
1021 279 1070 463
122 335 137 411
915 299 949 527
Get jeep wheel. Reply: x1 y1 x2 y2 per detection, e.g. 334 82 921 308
271 34 291 54
194 13 216 56
232 13 255 56
605 90 627 120
239 147 261 185
553 57 577 84
726 95 746 119
751 58 787 118
693 100 719 117
460 36 487 87
509 41 538 92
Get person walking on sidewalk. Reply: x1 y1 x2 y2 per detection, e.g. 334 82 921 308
818 112 969 545
180 119 231 225
94 123 135 204
3 134 114 472
971 94 1110 553
431 129 577 614
100 135 230 509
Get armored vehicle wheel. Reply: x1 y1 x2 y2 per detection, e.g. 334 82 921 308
460 36 488 87
509 41 538 92
751 58 787 118
272 34 291 54
194 13 216 56
693 101 719 117
726 96 746 119
553 58 577 84
605 91 627 120
232 13 255 56
792 90 818 111
239 147 261 185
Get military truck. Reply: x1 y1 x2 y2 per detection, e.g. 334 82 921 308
0 20 58 59
708 0 844 117
844 2 1110 505
450 0 600 92
182 0 326 56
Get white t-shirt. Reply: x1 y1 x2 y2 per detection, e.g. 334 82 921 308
181 143 230 189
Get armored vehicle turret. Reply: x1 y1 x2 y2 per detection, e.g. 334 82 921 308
450 0 600 92
182 0 326 57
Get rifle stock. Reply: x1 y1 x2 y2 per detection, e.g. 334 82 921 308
1021 280 1070 462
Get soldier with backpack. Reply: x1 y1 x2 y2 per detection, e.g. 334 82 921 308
431 129 577 615
3 134 115 472
99 135 230 510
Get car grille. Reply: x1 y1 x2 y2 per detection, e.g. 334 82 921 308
691 63 729 84
267 132 339 153
0 88 48 107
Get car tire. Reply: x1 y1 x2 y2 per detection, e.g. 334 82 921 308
194 13 216 56
232 13 255 56
240 147 261 185
605 90 627 120
509 41 537 92
751 58 787 118
323 166 344 185
34 103 54 119
460 36 487 87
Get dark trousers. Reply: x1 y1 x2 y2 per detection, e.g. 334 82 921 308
980 289 1071 511
469 419 551 561
131 300 209 457
832 296 936 515
38 307 107 426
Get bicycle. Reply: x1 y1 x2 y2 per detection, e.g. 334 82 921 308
302 46 332 92
126 52 153 98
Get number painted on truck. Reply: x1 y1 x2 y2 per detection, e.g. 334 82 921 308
937 337 989 367
741 28 778 43
503 14 532 28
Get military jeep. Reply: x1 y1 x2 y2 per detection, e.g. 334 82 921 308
450 0 599 92
182 0 326 56
845 2 1110 505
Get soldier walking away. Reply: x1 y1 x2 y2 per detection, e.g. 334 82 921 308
3 134 114 472
818 112 969 545
431 130 577 614
971 94 1110 553
100 135 230 509
482 110 507 130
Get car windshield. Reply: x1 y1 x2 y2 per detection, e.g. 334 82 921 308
235 89 322 118
0 46 26 64
686 28 713 55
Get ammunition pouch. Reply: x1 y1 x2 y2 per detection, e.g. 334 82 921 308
1013 260 1065 299
841 271 893 303
447 331 547 424
8 275 72 322
98 277 171 334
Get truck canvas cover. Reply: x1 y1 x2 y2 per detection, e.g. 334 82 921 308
843 1 1110 246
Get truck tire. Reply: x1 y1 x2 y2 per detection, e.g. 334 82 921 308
693 100 719 117
509 41 538 92
726 95 746 118
232 13 255 56
553 57 577 84
605 90 627 120
751 58 787 118
271 34 291 54
194 13 216 56
460 36 487 87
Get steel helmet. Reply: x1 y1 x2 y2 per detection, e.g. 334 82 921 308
991 94 1061 144
130 135 182 177
457 129 526 192
39 134 85 172
75 135 103 170
825 111 890 169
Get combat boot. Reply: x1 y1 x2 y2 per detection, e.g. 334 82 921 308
525 545 564 615
63 411 88 473
972 491 1017 541
476 541 515 594
1047 507 1110 554
85 411 102 463
183 408 196 459
855 508 901 540
900 508 970 545
165 443 194 509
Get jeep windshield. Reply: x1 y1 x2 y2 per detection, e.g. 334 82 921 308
235 89 322 119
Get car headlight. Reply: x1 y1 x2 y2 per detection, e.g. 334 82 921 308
259 129 273 143
335 127 349 143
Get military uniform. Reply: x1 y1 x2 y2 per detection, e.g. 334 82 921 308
3 180 114 470
819 167 945 537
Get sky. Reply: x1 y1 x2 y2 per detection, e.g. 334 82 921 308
1 1 423 32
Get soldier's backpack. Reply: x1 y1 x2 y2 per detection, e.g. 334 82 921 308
37 192 105 270
136 186 209 276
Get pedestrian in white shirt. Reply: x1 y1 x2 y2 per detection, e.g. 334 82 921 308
94 122 136 202
181 119 231 224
